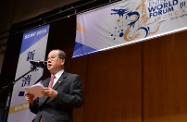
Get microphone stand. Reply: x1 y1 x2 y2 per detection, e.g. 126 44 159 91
0 65 37 122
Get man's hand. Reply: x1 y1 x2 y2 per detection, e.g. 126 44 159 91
25 92 35 104
42 88 58 98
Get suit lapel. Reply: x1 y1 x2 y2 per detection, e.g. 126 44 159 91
41 71 67 104
52 79 62 89
52 72 66 90
39 78 50 104
46 72 67 103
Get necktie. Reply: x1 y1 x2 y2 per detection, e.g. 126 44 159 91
40 76 55 122
48 75 55 88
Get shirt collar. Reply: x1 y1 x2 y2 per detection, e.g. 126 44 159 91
52 69 64 80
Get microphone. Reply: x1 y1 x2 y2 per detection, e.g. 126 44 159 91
29 60 47 68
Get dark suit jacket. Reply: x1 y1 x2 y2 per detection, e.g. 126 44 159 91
29 71 83 122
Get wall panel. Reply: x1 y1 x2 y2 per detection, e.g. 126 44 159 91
143 30 187 122
84 44 142 122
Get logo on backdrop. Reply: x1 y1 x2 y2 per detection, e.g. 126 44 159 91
110 0 186 41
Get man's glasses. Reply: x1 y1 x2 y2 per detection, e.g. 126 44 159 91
46 56 63 61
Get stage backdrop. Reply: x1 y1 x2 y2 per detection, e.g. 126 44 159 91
7 25 50 122
73 0 187 58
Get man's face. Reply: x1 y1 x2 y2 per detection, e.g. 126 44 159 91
47 50 64 74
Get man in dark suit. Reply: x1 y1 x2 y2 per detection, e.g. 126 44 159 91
25 49 83 122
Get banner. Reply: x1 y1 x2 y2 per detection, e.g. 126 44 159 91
7 25 50 122
73 0 187 58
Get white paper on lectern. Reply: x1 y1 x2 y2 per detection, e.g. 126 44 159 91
24 82 44 98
